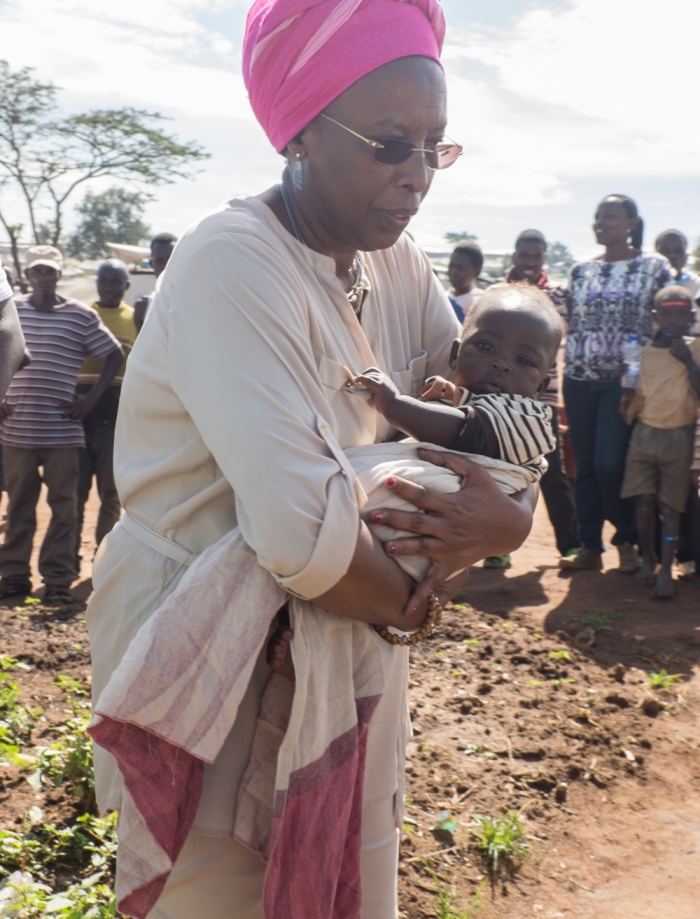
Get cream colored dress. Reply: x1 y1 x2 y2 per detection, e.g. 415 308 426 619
87 197 459 916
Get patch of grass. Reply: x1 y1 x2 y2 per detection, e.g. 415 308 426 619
548 650 571 661
580 608 623 631
647 669 683 691
470 811 529 877
0 662 38 766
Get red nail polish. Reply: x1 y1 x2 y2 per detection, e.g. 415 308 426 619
407 607 416 617
386 477 397 488
370 511 383 523
386 543 397 555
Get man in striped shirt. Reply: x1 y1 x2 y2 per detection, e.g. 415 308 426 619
0 246 123 603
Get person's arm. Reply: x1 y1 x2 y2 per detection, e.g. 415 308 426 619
61 346 124 421
0 295 26 403
669 338 700 398
133 295 148 333
347 447 536 613
356 368 465 446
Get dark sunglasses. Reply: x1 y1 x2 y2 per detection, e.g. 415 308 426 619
320 114 462 170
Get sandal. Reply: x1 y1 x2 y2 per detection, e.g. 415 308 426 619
0 577 33 599
43 585 73 605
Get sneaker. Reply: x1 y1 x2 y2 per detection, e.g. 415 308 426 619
617 543 642 573
0 577 33 599
559 548 603 570
483 554 512 569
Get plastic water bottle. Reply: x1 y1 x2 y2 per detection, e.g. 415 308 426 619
621 334 641 388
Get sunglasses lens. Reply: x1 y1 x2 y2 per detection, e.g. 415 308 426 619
432 144 463 170
373 139 415 166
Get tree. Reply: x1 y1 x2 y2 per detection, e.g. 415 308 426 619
547 241 574 269
0 60 208 279
67 187 151 259
445 231 478 246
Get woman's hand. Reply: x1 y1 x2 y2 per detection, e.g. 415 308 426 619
368 447 535 613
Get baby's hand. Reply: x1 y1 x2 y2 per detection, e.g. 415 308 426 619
355 367 400 415
419 376 458 404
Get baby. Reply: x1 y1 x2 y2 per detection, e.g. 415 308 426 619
268 282 563 677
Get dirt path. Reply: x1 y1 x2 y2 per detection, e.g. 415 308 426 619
2 491 699 918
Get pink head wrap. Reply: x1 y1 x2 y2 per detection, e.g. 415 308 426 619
243 0 445 153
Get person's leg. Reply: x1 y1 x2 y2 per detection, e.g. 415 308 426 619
655 502 680 598
633 494 657 584
592 382 636 554
654 425 694 596
539 410 580 556
147 833 264 919
38 448 80 590
0 447 41 591
93 423 122 546
561 377 604 564
75 424 96 572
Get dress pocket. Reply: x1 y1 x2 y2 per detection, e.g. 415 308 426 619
389 349 427 395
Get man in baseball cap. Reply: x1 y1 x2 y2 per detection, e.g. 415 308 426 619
0 243 123 604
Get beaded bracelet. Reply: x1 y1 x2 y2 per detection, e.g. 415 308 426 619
373 592 443 646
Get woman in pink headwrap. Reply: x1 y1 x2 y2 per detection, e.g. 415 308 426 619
87 2 537 917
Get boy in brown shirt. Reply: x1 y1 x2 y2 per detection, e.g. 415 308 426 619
621 285 700 597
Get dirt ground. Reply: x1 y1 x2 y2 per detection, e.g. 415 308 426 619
1 489 700 918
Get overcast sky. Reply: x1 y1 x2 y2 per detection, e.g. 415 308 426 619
1 0 699 257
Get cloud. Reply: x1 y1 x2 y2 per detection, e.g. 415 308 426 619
0 0 253 120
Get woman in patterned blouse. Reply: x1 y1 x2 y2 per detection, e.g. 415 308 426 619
560 195 674 573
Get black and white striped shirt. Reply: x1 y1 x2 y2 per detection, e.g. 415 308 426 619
1 297 120 449
449 390 555 479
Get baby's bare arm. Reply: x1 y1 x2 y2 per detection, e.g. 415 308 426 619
356 367 465 445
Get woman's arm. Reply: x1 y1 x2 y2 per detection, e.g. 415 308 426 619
314 449 535 621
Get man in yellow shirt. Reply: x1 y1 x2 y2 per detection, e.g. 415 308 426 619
75 259 137 572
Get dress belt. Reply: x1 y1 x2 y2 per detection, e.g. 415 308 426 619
120 512 198 567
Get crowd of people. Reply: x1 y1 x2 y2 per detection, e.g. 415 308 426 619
1 203 699 604
0 233 176 600
445 209 700 598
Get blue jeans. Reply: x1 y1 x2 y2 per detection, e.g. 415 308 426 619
563 376 636 554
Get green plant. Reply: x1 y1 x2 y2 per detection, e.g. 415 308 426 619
548 650 571 661
0 811 117 878
0 662 37 765
470 811 529 876
428 868 485 919
0 870 118 917
55 674 90 697
580 609 623 630
28 710 95 811
647 669 683 691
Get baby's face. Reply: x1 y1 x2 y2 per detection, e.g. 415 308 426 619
654 303 692 336
455 304 555 398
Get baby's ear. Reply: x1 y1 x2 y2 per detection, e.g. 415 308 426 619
449 339 460 370
536 372 551 395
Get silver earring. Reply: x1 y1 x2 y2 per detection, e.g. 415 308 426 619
293 155 304 190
